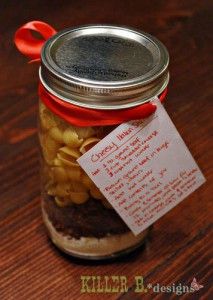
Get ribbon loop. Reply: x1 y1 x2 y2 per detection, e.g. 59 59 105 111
14 21 57 63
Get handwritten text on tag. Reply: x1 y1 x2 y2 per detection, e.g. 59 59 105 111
78 99 206 235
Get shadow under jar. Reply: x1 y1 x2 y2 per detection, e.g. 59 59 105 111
38 25 169 259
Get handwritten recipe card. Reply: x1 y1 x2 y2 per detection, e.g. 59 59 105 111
78 99 206 235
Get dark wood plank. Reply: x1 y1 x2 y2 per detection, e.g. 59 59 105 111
0 0 212 299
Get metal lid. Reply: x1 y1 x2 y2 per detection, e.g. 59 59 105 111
40 25 169 109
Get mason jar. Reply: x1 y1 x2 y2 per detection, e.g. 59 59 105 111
33 25 169 259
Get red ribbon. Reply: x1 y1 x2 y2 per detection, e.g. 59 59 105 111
14 21 57 63
39 83 167 127
15 20 168 127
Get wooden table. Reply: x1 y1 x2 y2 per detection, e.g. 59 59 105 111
0 0 212 299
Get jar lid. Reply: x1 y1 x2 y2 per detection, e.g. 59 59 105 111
40 25 169 109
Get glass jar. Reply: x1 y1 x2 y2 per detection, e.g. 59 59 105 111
17 23 169 259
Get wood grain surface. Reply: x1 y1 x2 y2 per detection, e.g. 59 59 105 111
0 0 212 299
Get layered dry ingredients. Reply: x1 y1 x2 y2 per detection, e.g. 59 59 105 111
15 22 169 258
39 101 133 237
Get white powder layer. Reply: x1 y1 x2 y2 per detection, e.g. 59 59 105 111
42 209 148 258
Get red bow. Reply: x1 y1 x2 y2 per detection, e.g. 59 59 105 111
39 84 167 127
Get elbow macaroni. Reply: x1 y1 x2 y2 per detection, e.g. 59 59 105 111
39 101 112 208
79 137 101 154
63 128 83 147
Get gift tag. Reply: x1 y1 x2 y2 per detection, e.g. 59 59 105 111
78 99 206 235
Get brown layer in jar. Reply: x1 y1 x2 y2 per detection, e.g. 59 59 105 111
43 194 129 239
